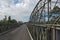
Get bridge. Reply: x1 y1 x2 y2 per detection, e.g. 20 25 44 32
0 0 60 40
28 0 60 40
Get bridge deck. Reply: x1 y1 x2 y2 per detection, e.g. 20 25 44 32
0 24 31 40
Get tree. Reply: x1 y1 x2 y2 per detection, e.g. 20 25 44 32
18 21 23 25
8 16 11 21
51 6 60 13
8 16 11 23
4 15 7 21
11 19 17 23
50 6 60 24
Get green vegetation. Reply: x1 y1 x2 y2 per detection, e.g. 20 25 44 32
49 6 60 24
51 6 60 13
0 16 23 33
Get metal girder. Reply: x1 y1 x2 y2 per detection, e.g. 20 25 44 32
29 0 60 25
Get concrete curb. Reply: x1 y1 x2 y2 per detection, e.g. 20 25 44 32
0 30 11 36
0 27 17 36
27 27 33 40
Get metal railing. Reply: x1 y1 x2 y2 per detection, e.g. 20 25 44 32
28 0 60 40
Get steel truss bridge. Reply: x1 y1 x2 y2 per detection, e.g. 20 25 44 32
27 0 60 40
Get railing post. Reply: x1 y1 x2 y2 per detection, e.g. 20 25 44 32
52 27 56 40
36 27 38 40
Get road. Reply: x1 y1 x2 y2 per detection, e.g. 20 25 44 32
0 24 31 40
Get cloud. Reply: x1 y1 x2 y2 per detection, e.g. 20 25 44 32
0 0 39 22
0 0 59 22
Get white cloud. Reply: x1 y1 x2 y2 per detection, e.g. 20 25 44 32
1 0 59 22
0 0 39 22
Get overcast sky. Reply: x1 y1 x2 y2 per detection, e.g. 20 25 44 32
0 0 39 22
0 0 60 22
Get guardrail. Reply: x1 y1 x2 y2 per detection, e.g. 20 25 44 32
27 24 60 40
0 23 20 35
